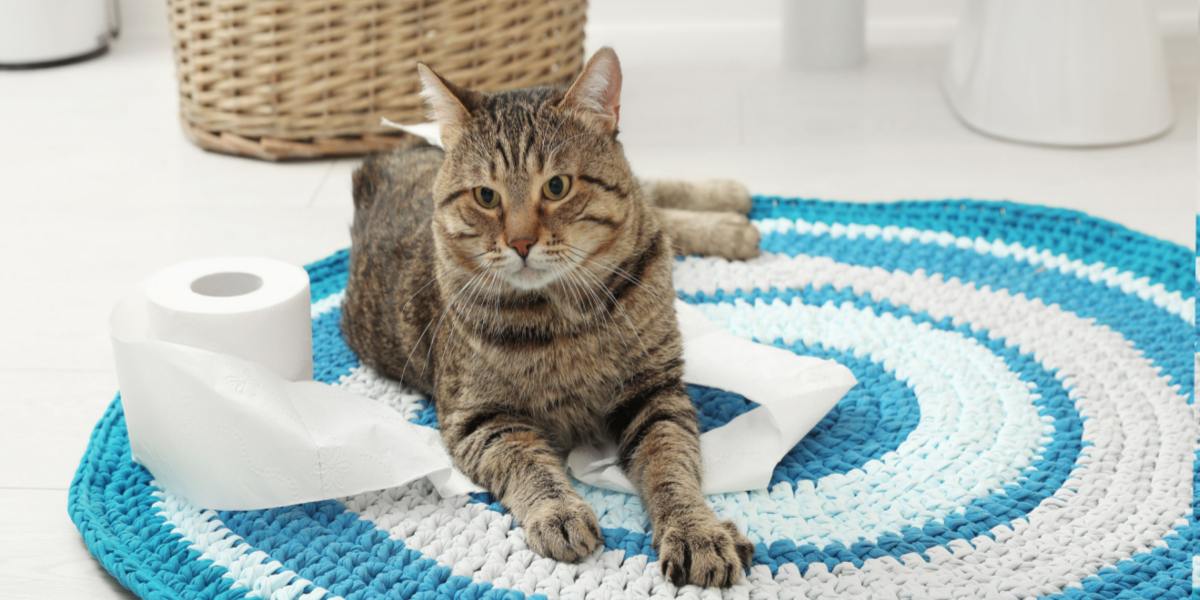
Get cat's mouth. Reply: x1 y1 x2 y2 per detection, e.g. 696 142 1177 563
505 263 558 290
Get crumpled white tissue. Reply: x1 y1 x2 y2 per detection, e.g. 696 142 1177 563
112 262 852 509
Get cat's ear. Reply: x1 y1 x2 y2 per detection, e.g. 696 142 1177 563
416 63 480 148
560 47 622 134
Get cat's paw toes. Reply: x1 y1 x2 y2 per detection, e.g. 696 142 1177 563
522 497 603 562
658 519 754 588
711 213 761 260
698 179 753 214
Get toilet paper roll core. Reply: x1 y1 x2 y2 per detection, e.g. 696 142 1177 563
142 257 313 381
190 271 264 297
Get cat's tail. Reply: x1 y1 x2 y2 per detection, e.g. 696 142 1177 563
351 156 387 212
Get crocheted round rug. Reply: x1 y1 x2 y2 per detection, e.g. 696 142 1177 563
70 198 1197 599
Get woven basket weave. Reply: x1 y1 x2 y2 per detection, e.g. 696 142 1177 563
167 0 588 160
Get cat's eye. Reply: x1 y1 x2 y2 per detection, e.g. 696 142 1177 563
473 186 500 209
542 175 572 201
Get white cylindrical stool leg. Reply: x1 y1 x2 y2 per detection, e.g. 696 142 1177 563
943 0 1173 146
783 0 866 70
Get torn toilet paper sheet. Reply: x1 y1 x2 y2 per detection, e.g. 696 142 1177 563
112 258 854 510
569 301 857 494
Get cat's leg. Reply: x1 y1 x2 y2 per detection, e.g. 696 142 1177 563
442 407 602 562
641 179 752 214
608 379 755 587
657 207 761 260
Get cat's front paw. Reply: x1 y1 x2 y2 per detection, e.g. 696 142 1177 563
709 213 762 260
658 519 754 588
522 496 603 562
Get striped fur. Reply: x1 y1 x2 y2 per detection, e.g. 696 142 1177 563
342 49 753 587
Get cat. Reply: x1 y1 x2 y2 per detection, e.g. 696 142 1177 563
342 48 759 588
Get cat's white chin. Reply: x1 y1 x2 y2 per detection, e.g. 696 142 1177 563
504 265 558 290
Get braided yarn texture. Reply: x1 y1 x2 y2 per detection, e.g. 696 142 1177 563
69 198 1198 599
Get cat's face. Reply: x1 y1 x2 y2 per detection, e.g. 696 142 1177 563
421 49 633 293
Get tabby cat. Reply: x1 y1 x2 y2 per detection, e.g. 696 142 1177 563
342 48 760 587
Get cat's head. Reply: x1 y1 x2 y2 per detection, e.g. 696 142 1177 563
419 48 640 292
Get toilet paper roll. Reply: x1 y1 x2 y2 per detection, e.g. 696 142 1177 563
142 258 313 381
110 257 473 510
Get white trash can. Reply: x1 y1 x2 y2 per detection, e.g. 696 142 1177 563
943 0 1173 146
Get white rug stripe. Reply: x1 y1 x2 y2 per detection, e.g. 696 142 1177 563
153 487 337 600
756 218 1193 324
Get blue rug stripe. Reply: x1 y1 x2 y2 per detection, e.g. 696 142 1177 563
313 307 357 384
218 501 535 600
304 248 350 304
750 197 1191 295
756 230 1192 396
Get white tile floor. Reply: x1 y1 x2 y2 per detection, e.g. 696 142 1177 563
0 23 1195 599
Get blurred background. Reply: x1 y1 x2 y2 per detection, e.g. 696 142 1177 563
0 1 1195 596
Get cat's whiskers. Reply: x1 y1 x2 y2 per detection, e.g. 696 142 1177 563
430 267 502 370
425 268 495 370
383 250 490 318
548 259 586 319
568 261 651 360
555 245 653 359
558 261 638 377
401 269 485 379
562 244 649 294
482 268 504 330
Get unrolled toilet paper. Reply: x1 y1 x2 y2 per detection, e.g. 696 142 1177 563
111 257 855 510
111 258 476 510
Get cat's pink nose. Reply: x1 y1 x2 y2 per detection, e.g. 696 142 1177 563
509 237 535 258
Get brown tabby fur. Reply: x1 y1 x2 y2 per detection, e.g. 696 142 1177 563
342 48 758 588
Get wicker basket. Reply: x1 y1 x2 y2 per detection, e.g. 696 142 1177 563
167 0 588 160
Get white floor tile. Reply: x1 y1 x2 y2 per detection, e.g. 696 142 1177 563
0 489 135 600
0 370 117 490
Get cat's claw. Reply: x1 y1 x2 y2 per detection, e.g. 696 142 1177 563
522 497 603 563
658 519 753 588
